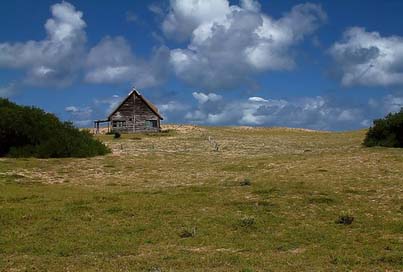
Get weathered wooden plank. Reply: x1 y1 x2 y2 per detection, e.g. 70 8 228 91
109 90 161 133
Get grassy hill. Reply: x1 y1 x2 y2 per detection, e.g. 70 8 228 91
0 125 402 271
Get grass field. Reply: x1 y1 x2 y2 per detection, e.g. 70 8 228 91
0 125 402 271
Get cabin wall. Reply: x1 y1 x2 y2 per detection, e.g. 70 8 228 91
110 94 160 133
110 94 135 133
134 96 160 132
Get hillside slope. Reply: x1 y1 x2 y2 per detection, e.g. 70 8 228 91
0 126 402 271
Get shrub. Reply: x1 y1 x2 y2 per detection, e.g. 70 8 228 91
363 108 403 147
179 227 196 238
0 98 110 158
240 178 252 186
237 216 256 228
114 132 121 139
335 214 354 225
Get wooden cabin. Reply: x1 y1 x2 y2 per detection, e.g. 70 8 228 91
94 89 163 133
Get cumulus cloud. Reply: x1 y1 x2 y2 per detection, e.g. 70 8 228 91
65 94 123 127
166 0 326 89
149 3 165 16
330 27 403 86
240 0 261 12
368 94 403 114
158 100 189 113
72 120 93 127
156 100 190 121
183 92 369 130
65 106 79 113
64 104 94 127
0 2 167 89
0 83 17 98
64 105 93 119
93 94 122 114
0 2 86 86
162 0 231 41
192 92 222 104
85 36 170 88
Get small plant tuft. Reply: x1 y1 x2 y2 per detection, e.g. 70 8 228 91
335 214 354 225
179 227 196 238
238 216 256 228
114 132 121 139
148 267 162 272
240 178 252 186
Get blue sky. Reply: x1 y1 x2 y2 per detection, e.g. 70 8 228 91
1 0 403 130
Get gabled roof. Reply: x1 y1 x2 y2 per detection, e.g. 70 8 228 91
108 88 163 120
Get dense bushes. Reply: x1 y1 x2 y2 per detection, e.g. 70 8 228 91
363 108 403 147
0 98 110 158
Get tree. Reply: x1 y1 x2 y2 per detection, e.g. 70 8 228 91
0 98 110 158
363 108 403 147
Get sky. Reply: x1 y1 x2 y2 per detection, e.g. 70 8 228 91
1 0 403 131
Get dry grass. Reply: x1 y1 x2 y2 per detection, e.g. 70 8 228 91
0 125 402 271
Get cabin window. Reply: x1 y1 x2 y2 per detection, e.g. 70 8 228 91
112 121 126 128
145 120 158 128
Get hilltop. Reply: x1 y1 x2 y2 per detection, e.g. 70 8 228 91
0 126 402 271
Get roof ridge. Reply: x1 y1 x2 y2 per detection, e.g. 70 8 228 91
107 88 163 120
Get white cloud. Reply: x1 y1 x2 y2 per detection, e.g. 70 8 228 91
330 27 403 86
192 92 222 104
167 1 326 89
65 94 123 127
65 106 79 113
240 0 261 12
72 120 92 127
85 36 169 88
158 100 189 113
64 105 93 119
184 92 367 130
94 94 122 114
368 94 403 113
0 83 17 98
149 3 164 16
85 36 134 83
157 100 190 121
0 2 171 89
0 2 86 86
162 0 231 41
248 96 268 102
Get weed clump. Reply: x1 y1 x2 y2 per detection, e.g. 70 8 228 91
363 108 403 147
0 98 110 158
240 178 252 186
237 216 256 228
114 132 121 139
148 267 162 272
308 196 335 204
179 227 196 238
335 214 354 225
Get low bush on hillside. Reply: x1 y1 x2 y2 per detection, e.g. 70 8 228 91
363 108 403 147
0 98 110 158
335 214 354 225
114 132 121 139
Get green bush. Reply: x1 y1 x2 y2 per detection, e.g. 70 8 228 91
0 98 110 158
335 214 354 225
363 108 403 148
